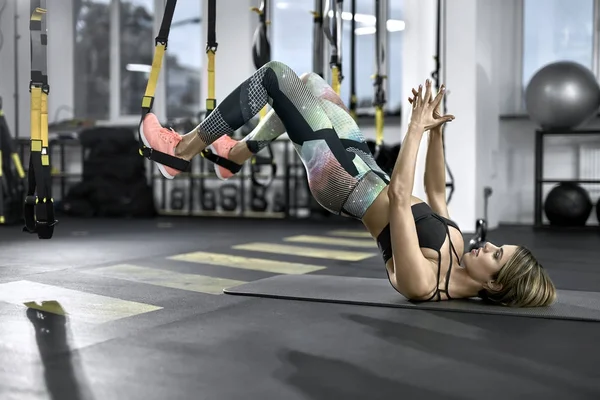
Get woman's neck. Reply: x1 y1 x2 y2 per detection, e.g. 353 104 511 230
449 265 484 299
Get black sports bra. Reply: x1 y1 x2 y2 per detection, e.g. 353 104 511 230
376 202 462 302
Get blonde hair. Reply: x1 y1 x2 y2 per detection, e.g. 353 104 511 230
479 246 556 307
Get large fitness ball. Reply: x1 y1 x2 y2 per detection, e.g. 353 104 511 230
525 61 600 130
544 182 593 226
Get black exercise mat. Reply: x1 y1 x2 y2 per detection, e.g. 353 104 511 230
224 274 600 322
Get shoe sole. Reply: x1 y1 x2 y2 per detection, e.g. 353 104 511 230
139 119 175 180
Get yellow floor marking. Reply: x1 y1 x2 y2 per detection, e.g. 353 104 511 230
284 235 377 248
327 229 372 238
232 242 375 261
85 264 246 295
0 280 162 324
169 252 326 274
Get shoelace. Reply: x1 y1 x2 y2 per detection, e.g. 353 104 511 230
159 127 179 144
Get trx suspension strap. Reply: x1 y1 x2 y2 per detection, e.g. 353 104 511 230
199 0 243 175
323 0 343 94
23 0 57 239
348 0 357 120
431 0 455 203
251 0 271 120
312 0 325 78
372 0 387 156
249 0 277 188
138 0 190 174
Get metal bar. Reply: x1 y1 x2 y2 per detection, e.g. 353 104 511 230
534 130 544 227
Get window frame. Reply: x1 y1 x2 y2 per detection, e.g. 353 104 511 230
104 0 166 126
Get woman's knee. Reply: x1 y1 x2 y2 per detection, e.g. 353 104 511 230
263 60 297 77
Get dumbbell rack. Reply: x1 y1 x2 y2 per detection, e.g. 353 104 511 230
534 129 600 229
153 138 312 219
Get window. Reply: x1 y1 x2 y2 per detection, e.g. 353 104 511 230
522 0 595 88
272 0 404 114
166 1 202 121
271 0 314 75
119 0 155 117
387 0 404 114
73 0 111 121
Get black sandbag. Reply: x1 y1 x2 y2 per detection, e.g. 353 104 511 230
83 156 145 183
61 126 156 218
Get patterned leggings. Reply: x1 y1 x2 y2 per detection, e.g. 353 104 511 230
196 61 390 220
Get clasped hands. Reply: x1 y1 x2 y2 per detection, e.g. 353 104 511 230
408 79 454 133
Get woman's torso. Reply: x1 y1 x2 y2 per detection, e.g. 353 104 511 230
363 189 465 301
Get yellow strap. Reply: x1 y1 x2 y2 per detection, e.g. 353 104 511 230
375 106 384 146
0 150 3 177
142 44 166 109
30 87 42 141
41 91 49 148
31 7 46 21
259 106 268 120
331 66 340 95
350 94 357 121
11 154 25 179
206 50 216 112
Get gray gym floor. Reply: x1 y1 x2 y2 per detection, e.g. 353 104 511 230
0 217 599 400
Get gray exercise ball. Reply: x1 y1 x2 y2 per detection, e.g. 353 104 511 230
525 61 600 130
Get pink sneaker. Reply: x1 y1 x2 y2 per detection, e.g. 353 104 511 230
140 113 184 179
207 135 240 180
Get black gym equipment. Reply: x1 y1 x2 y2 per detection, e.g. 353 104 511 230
312 0 325 78
250 146 277 189
467 186 492 251
322 0 344 94
248 0 278 194
251 0 270 70
348 0 357 120
596 197 600 224
199 182 217 211
372 0 387 158
170 187 185 211
225 274 600 322
22 0 57 239
272 190 285 213
137 0 190 174
219 184 239 212
249 184 269 212
198 0 244 176
544 182 593 227
0 97 26 225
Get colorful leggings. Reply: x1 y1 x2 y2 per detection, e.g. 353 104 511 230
196 61 390 219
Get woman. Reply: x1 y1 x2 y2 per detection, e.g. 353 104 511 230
140 60 556 307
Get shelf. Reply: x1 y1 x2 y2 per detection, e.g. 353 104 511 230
158 209 286 219
536 129 600 135
538 179 600 184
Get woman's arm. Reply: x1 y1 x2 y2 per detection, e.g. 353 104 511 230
424 128 449 218
388 121 438 299
386 81 453 299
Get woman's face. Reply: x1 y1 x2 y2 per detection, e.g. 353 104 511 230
462 242 518 284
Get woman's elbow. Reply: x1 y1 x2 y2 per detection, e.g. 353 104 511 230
387 186 410 204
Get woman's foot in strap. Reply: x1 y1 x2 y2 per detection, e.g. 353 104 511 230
140 113 186 179
207 135 245 180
